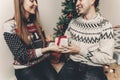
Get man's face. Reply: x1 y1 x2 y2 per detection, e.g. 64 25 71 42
76 0 92 15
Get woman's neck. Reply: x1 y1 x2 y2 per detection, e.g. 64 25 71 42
24 12 30 22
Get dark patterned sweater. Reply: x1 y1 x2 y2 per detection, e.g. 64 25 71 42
65 13 115 66
3 20 49 69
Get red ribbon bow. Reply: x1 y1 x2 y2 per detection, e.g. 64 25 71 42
57 36 67 46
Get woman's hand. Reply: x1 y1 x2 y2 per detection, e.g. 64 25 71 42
41 43 63 53
61 44 80 54
48 44 63 52
46 35 54 42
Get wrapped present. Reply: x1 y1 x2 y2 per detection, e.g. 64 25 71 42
55 36 68 47
50 36 68 64
113 51 120 65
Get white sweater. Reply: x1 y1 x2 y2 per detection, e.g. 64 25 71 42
65 13 115 66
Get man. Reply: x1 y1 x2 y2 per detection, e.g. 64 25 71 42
59 0 115 80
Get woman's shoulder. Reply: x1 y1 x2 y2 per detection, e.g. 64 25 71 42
3 19 16 34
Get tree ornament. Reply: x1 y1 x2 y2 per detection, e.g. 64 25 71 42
67 13 73 18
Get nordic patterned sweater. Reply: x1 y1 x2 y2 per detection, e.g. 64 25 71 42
65 13 115 66
3 20 49 69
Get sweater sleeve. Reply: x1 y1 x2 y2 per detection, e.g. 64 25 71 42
3 21 43 64
64 20 74 39
81 21 115 64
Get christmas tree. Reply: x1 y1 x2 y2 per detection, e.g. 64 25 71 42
53 0 78 37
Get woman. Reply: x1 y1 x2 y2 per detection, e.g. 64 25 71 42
3 0 61 80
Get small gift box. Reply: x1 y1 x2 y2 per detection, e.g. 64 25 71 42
49 36 68 64
113 51 120 65
55 36 68 47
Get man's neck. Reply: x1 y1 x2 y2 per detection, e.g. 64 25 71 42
83 7 97 20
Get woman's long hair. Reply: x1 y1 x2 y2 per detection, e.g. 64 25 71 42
14 0 45 46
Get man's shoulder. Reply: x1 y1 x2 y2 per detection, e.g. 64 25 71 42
99 18 112 27
69 16 81 24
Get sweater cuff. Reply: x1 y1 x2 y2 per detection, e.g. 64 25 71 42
35 48 43 57
79 47 89 57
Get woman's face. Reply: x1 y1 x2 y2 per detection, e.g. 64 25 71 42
23 0 38 18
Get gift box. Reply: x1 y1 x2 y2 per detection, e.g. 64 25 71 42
48 36 68 64
113 51 120 65
55 36 68 47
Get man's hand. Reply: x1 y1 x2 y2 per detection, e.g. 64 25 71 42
61 44 80 54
